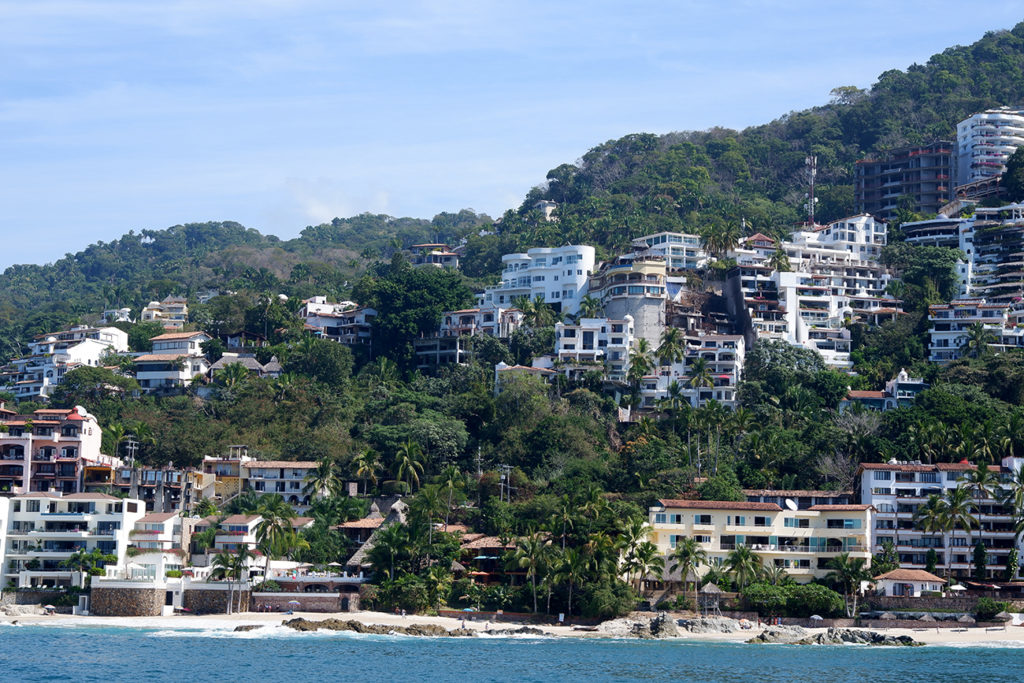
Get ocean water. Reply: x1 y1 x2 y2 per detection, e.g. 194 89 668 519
1 622 1022 682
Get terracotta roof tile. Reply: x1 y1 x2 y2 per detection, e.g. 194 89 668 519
874 569 945 582
658 499 782 511
808 504 873 511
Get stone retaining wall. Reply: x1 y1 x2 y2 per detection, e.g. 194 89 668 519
866 595 1024 612
184 587 250 615
91 587 164 617
252 592 359 613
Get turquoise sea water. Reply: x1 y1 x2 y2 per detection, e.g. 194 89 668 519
1 623 1022 682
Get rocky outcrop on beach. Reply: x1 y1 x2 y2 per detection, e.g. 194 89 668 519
678 616 749 634
625 612 681 639
748 626 920 646
1 605 44 617
278 618 547 637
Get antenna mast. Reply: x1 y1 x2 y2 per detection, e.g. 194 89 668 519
804 156 818 226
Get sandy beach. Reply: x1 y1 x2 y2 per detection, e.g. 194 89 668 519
3 609 1024 647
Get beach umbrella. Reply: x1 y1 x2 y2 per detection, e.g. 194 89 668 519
879 612 897 620
43 605 55 610
918 614 936 622
948 584 967 591
809 615 824 621
994 611 1014 622
957 614 976 624
288 600 301 606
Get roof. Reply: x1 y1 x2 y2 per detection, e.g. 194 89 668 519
338 517 386 530
808 504 873 511
134 354 190 362
461 535 516 550
220 514 261 525
744 489 853 498
846 390 886 399
658 499 782 511
874 569 946 583
138 512 178 524
496 364 557 374
291 517 315 528
63 493 121 501
245 461 319 469
150 332 208 341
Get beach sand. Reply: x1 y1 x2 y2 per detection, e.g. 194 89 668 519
3 610 1024 646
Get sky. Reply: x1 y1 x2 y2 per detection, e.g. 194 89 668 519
1 1 1023 270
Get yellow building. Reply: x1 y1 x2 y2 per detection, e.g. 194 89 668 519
648 499 873 582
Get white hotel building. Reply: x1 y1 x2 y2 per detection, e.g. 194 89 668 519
956 107 1024 184
478 245 596 316
859 458 1023 581
1 326 129 400
638 333 746 409
927 298 1024 363
1 491 144 588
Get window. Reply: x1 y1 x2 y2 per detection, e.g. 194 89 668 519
873 471 892 481
694 514 712 525
753 516 770 527
728 516 746 526
694 535 711 544
827 518 861 529
920 472 939 483
654 513 666 524
784 518 809 528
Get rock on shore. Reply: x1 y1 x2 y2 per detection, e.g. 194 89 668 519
748 626 920 646
275 618 546 637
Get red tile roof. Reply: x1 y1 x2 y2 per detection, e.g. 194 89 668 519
658 499 782 511
221 514 261 525
338 517 386 530
138 512 178 524
874 569 945 582
846 390 885 399
808 504 873 511
150 332 209 341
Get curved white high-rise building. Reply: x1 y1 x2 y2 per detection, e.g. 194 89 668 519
956 107 1024 183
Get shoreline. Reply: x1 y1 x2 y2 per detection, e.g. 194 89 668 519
3 609 1024 647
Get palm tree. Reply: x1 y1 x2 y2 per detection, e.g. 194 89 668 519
959 322 997 359
103 423 127 461
725 545 762 590
551 494 575 549
352 448 381 496
368 523 409 580
303 457 342 499
656 327 686 368
256 494 296 583
410 484 446 552
761 563 789 586
914 494 949 575
766 247 791 273
686 356 713 391
438 464 464 529
669 536 708 610
424 564 452 611
964 463 999 553
554 547 588 618
628 541 665 595
945 485 978 579
577 294 603 320
393 440 425 493
825 552 871 617
513 533 549 613
215 361 251 390
192 497 219 519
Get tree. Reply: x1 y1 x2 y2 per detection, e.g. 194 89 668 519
725 545 762 590
393 440 425 493
303 457 342 499
368 523 409 580
554 547 588 618
767 247 791 273
669 536 708 610
1003 146 1024 201
959 322 997 359
256 494 296 583
825 552 871 617
424 564 452 612
872 540 900 575
438 464 464 529
352 448 381 496
656 327 686 367
513 533 549 613
973 540 989 582
945 485 978 577
913 494 949 574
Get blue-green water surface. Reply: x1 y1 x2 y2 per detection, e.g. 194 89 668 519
0 622 1021 682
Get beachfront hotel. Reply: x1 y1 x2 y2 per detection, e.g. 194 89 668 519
858 457 1023 581
0 491 144 588
647 499 873 582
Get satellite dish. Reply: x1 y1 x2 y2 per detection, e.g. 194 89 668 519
785 499 798 511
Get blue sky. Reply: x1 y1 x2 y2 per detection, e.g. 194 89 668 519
1 1 1023 269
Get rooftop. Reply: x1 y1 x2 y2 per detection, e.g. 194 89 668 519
657 499 782 511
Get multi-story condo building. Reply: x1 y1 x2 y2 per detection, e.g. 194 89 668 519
202 446 253 501
744 489 855 508
587 256 667 347
858 457 1022 581
478 245 595 315
134 331 211 393
298 297 377 346
629 232 708 271
727 216 899 369
969 203 1024 304
2 491 144 588
405 244 460 269
927 298 1024 363
956 108 1024 185
855 141 954 220
840 369 929 412
638 333 745 409
242 460 319 510
647 499 873 582
141 296 189 331
553 316 635 382
192 513 262 555
413 307 525 372
1 326 129 400
108 465 216 513
0 406 118 496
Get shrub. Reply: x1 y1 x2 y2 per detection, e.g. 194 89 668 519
975 597 1009 621
252 579 280 592
741 582 790 615
578 580 637 620
672 595 693 612
786 584 844 618
165 570 183 579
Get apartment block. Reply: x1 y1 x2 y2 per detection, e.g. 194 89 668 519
859 458 1022 581
3 491 144 588
413 307 525 372
298 297 377 346
638 333 745 409
141 296 188 331
242 460 319 510
1 325 129 400
134 331 211 393
956 108 1024 184
478 245 595 315
554 316 635 382
927 298 1024 363
647 499 873 582
629 231 708 271
855 141 954 220
587 255 667 347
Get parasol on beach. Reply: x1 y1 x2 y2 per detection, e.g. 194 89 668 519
957 614 976 624
918 614 936 622
994 611 1014 622
809 615 824 621
879 612 897 620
